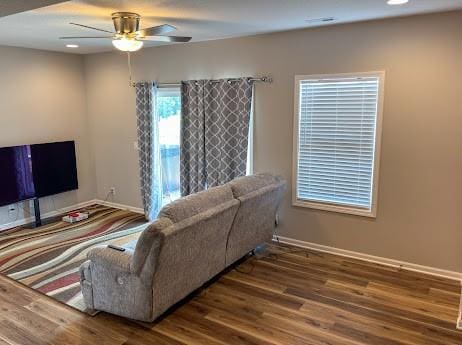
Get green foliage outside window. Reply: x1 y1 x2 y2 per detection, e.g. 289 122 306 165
157 96 181 119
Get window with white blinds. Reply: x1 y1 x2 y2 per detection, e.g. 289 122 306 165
293 72 384 217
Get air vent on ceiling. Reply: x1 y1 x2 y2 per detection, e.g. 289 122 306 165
305 17 336 24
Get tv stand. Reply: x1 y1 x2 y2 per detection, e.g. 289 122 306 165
33 198 42 227
25 198 60 229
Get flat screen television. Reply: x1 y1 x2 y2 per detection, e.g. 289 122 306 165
0 141 78 214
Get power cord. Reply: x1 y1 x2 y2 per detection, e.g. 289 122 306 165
273 235 321 258
234 221 322 275
17 202 33 218
103 190 113 203
47 196 69 216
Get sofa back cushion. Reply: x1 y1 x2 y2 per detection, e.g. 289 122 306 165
225 174 286 266
150 193 239 319
131 217 173 276
158 184 234 223
228 173 280 198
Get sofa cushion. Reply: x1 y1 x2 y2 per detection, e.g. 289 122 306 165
131 217 173 275
228 173 281 198
158 184 234 223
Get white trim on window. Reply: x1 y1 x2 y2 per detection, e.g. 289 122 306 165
292 71 385 218
246 85 255 175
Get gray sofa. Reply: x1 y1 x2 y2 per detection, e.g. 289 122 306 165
79 173 286 322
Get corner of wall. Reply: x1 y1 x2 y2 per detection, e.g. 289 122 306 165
80 54 98 199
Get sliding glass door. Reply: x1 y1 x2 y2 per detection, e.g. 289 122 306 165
157 87 181 205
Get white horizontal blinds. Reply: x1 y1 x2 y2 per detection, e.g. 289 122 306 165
297 76 380 210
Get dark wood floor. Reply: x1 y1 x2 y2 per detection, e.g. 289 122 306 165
0 242 461 345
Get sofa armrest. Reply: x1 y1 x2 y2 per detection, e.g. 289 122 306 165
80 245 154 321
87 246 134 273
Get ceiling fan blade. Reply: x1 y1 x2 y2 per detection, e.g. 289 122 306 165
60 36 114 39
138 24 177 37
141 35 192 43
70 22 114 34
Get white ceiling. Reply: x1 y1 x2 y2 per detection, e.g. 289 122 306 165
0 0 461 54
0 0 67 18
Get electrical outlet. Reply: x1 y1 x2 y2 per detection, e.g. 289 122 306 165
110 187 116 195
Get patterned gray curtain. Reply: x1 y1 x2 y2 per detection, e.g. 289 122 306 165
180 80 207 196
180 78 253 195
205 79 253 187
135 82 163 220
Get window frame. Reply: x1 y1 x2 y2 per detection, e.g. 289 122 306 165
292 71 385 218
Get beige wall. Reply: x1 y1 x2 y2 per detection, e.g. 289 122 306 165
84 11 462 272
0 46 96 225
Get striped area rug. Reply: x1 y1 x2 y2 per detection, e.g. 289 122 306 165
0 204 148 313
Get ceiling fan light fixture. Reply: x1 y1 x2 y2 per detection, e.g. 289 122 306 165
112 38 143 52
62 13 191 50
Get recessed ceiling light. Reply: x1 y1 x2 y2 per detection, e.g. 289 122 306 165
66 44 79 48
387 0 409 5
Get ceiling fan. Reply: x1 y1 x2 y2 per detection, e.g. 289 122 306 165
60 12 192 52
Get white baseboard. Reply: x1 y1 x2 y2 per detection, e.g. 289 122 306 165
0 200 97 231
0 199 145 231
95 199 144 215
273 235 462 282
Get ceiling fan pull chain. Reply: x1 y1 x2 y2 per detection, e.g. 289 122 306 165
127 51 133 87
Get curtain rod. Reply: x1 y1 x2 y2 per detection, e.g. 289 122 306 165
130 76 273 88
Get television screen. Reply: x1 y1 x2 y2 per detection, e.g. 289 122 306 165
0 141 78 207
0 145 36 206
